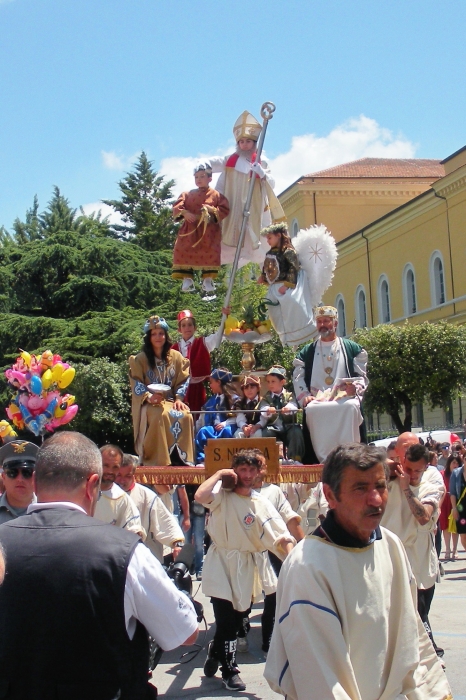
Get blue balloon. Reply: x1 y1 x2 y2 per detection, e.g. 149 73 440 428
30 375 42 395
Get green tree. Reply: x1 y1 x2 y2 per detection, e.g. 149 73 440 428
13 188 78 243
11 189 112 246
67 358 133 449
102 151 178 250
353 322 466 433
12 195 41 244
4 231 176 318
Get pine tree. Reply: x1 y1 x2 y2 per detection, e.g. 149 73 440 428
39 186 78 235
102 151 178 250
12 195 42 243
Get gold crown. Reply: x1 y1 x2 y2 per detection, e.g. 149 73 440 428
233 111 261 142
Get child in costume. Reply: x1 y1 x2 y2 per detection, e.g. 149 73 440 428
234 375 263 439
171 309 227 414
172 163 229 294
207 110 286 267
259 365 304 463
258 222 338 348
195 368 239 464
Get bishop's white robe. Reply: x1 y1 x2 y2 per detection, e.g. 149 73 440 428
208 153 285 267
265 527 451 700
293 339 368 463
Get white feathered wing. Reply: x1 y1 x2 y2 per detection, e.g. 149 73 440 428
293 225 338 308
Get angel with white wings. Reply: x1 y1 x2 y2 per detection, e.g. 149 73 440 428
258 223 337 347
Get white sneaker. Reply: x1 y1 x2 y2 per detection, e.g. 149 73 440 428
202 277 216 293
181 278 196 292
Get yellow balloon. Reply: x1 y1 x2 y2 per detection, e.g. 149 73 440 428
51 363 64 383
20 350 31 367
41 369 53 389
58 367 76 389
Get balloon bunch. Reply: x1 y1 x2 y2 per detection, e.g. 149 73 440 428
5 349 79 437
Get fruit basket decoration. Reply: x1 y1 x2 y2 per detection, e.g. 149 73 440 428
223 302 272 371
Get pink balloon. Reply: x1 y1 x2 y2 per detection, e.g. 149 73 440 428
60 404 79 425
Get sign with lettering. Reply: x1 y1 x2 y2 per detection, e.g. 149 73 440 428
204 437 279 478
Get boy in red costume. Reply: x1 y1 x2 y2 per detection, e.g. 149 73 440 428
172 309 227 414
172 164 229 295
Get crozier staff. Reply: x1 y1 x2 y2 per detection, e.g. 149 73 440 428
207 108 286 267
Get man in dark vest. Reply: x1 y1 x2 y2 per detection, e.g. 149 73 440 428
293 305 368 464
0 431 198 700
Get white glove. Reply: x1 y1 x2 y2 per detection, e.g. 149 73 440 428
250 161 266 179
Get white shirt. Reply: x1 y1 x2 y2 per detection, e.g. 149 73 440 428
27 502 198 650
178 328 222 358
94 482 144 537
127 483 184 562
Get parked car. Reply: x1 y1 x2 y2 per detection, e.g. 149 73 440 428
371 430 452 449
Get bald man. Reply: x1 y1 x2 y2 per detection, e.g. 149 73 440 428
394 432 420 462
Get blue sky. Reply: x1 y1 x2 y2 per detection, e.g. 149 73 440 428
1 0 465 229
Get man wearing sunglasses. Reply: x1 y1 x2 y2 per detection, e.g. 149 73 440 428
0 440 38 524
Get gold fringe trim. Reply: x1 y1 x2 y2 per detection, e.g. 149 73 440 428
267 466 323 484
177 206 211 248
135 465 323 485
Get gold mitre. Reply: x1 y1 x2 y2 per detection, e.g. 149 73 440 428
233 111 261 142
315 305 338 319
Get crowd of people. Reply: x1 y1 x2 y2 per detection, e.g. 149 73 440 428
0 429 455 699
0 296 458 698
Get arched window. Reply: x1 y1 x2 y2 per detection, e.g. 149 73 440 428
336 295 346 336
378 275 391 323
403 264 417 316
430 251 446 306
291 218 299 238
355 285 367 328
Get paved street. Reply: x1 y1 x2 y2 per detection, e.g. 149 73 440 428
153 547 466 699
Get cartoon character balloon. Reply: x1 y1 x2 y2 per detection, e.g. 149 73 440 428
4 349 79 437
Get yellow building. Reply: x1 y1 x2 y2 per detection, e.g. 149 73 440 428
279 157 444 243
319 145 466 432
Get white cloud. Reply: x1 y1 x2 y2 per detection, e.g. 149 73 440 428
159 152 229 194
101 150 139 171
268 115 417 194
158 115 417 196
80 202 124 226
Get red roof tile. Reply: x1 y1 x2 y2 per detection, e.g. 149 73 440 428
305 158 444 179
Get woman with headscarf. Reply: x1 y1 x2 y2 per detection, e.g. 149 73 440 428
129 315 194 466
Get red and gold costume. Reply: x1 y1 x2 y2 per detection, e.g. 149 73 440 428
171 336 211 413
172 186 229 281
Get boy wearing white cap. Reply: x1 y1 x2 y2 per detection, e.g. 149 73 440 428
172 164 229 294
